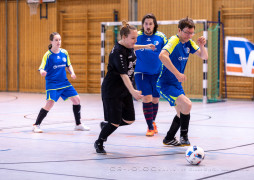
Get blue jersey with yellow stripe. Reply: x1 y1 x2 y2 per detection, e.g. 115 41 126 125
157 35 199 86
135 31 167 74
39 48 72 90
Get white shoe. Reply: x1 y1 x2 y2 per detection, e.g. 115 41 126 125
33 125 43 133
74 124 90 131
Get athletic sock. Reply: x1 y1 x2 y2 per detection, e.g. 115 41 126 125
143 102 154 130
97 123 118 143
165 115 180 140
34 108 48 125
152 103 159 121
73 104 81 125
180 112 190 137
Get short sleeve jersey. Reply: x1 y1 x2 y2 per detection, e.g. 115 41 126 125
157 35 199 86
135 31 167 74
101 42 136 98
39 48 72 90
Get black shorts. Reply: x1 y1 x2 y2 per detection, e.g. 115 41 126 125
102 93 135 125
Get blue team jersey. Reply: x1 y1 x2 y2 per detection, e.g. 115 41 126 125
157 35 199 86
135 31 167 75
39 48 72 91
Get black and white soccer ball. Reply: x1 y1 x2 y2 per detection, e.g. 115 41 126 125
185 145 205 165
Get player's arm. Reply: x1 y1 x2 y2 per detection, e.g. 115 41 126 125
120 74 143 100
67 65 76 79
194 36 208 60
134 44 155 51
39 54 48 77
159 50 186 82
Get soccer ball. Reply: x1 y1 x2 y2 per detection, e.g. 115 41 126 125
185 145 205 165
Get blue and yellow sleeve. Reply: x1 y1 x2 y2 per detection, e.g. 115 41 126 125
62 49 71 66
162 35 179 54
155 31 168 45
39 51 51 70
189 39 199 54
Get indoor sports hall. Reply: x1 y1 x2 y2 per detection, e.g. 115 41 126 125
1 0 254 180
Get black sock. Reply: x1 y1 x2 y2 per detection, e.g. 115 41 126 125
97 123 118 143
73 104 81 125
34 108 48 125
165 115 180 140
180 113 190 137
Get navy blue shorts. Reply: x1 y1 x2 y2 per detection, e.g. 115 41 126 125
46 86 78 102
134 73 160 97
156 84 185 106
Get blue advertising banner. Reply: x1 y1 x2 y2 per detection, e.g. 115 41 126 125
225 37 254 77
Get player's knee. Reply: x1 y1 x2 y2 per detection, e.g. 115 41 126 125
71 96 80 105
123 119 134 125
143 95 152 103
44 100 54 110
185 101 192 112
111 123 120 127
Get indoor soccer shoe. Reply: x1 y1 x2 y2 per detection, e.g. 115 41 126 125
146 129 155 137
33 125 43 133
153 122 158 134
94 140 107 154
100 121 108 130
74 124 90 131
180 135 191 146
163 137 181 146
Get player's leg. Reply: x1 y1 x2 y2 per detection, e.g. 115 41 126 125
135 73 154 136
33 90 57 133
62 86 90 131
94 98 122 154
143 95 155 136
163 105 181 145
120 93 135 126
175 94 192 146
157 85 181 146
151 74 160 134
70 95 90 131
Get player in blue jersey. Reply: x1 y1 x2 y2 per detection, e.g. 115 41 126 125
135 13 167 136
157 17 208 146
32 32 90 133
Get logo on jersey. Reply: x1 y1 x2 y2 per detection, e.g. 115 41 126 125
184 47 190 54
62 57 67 62
57 56 61 59
147 38 151 42
53 64 66 69
154 41 159 46
127 60 136 77
178 57 188 61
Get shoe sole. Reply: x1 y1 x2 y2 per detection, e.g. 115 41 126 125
163 143 182 146
74 128 90 131
180 144 191 147
146 134 154 137
96 151 107 155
